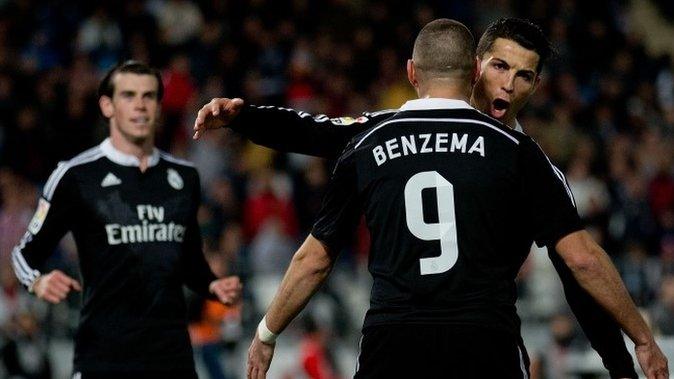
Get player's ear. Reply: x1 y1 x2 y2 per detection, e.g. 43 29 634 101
99 96 114 118
471 57 480 85
407 59 418 89
531 74 542 95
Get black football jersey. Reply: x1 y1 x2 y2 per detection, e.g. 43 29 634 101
311 98 582 335
228 102 636 377
11 138 216 372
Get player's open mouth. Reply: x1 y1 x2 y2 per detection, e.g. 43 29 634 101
491 98 510 119
131 117 150 126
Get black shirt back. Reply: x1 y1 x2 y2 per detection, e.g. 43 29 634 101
312 99 582 335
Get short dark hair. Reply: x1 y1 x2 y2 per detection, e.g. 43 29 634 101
476 18 552 74
412 19 475 80
98 60 163 100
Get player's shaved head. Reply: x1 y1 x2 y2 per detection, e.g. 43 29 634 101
412 19 475 82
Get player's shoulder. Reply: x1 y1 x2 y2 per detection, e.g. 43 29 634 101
465 109 528 143
43 144 106 200
158 151 198 175
157 150 193 166
158 151 195 168
361 109 397 120
61 144 107 169
440 107 531 146
326 109 396 128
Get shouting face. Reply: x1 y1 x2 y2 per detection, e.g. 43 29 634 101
471 38 541 126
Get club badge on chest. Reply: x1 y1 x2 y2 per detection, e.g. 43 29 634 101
167 168 184 190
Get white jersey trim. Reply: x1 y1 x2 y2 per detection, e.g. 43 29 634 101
354 117 519 149
25 146 105 286
12 234 40 287
100 138 160 168
43 147 104 201
159 151 195 167
399 98 473 111
518 346 529 379
354 334 364 376
544 155 577 208
363 109 397 117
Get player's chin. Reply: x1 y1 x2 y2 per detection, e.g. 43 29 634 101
131 125 154 138
127 131 152 144
488 108 508 120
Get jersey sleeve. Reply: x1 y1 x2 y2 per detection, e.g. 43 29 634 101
519 138 583 248
311 142 362 253
227 105 389 159
11 164 75 290
548 249 637 378
181 169 218 298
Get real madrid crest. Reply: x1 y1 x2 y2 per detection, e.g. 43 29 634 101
167 168 184 190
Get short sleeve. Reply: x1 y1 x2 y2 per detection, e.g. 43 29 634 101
520 138 583 247
311 144 362 253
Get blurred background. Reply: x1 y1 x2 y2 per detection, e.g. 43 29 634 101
0 0 673 378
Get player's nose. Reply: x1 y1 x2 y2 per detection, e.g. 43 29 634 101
502 74 515 94
133 96 147 110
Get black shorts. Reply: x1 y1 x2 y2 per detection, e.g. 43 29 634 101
354 324 530 379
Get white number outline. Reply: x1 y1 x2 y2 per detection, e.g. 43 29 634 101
404 171 459 275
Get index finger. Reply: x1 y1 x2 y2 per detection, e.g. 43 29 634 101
212 285 232 304
70 278 82 291
194 107 208 128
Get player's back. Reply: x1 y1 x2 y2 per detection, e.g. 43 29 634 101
344 99 544 335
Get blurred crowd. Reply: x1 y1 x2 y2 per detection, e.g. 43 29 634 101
0 0 673 378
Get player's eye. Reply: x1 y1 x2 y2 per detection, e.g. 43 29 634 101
492 62 507 71
518 73 533 83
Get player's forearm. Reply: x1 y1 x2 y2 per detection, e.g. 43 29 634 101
182 224 219 297
264 236 334 334
549 251 636 378
557 232 653 346
228 105 353 158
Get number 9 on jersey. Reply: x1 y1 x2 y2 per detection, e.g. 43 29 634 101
404 171 459 275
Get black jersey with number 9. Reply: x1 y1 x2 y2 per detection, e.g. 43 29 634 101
312 98 582 335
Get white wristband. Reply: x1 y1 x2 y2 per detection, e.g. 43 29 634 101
257 316 278 344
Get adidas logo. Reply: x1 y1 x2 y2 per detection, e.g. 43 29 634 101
101 173 122 187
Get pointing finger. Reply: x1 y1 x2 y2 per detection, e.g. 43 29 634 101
70 279 82 291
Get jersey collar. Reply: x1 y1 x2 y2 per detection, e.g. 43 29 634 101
100 138 160 168
399 98 473 111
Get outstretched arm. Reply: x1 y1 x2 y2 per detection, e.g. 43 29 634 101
555 231 668 379
193 97 389 158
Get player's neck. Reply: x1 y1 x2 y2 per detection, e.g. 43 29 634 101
416 83 471 103
501 116 517 129
108 132 156 172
